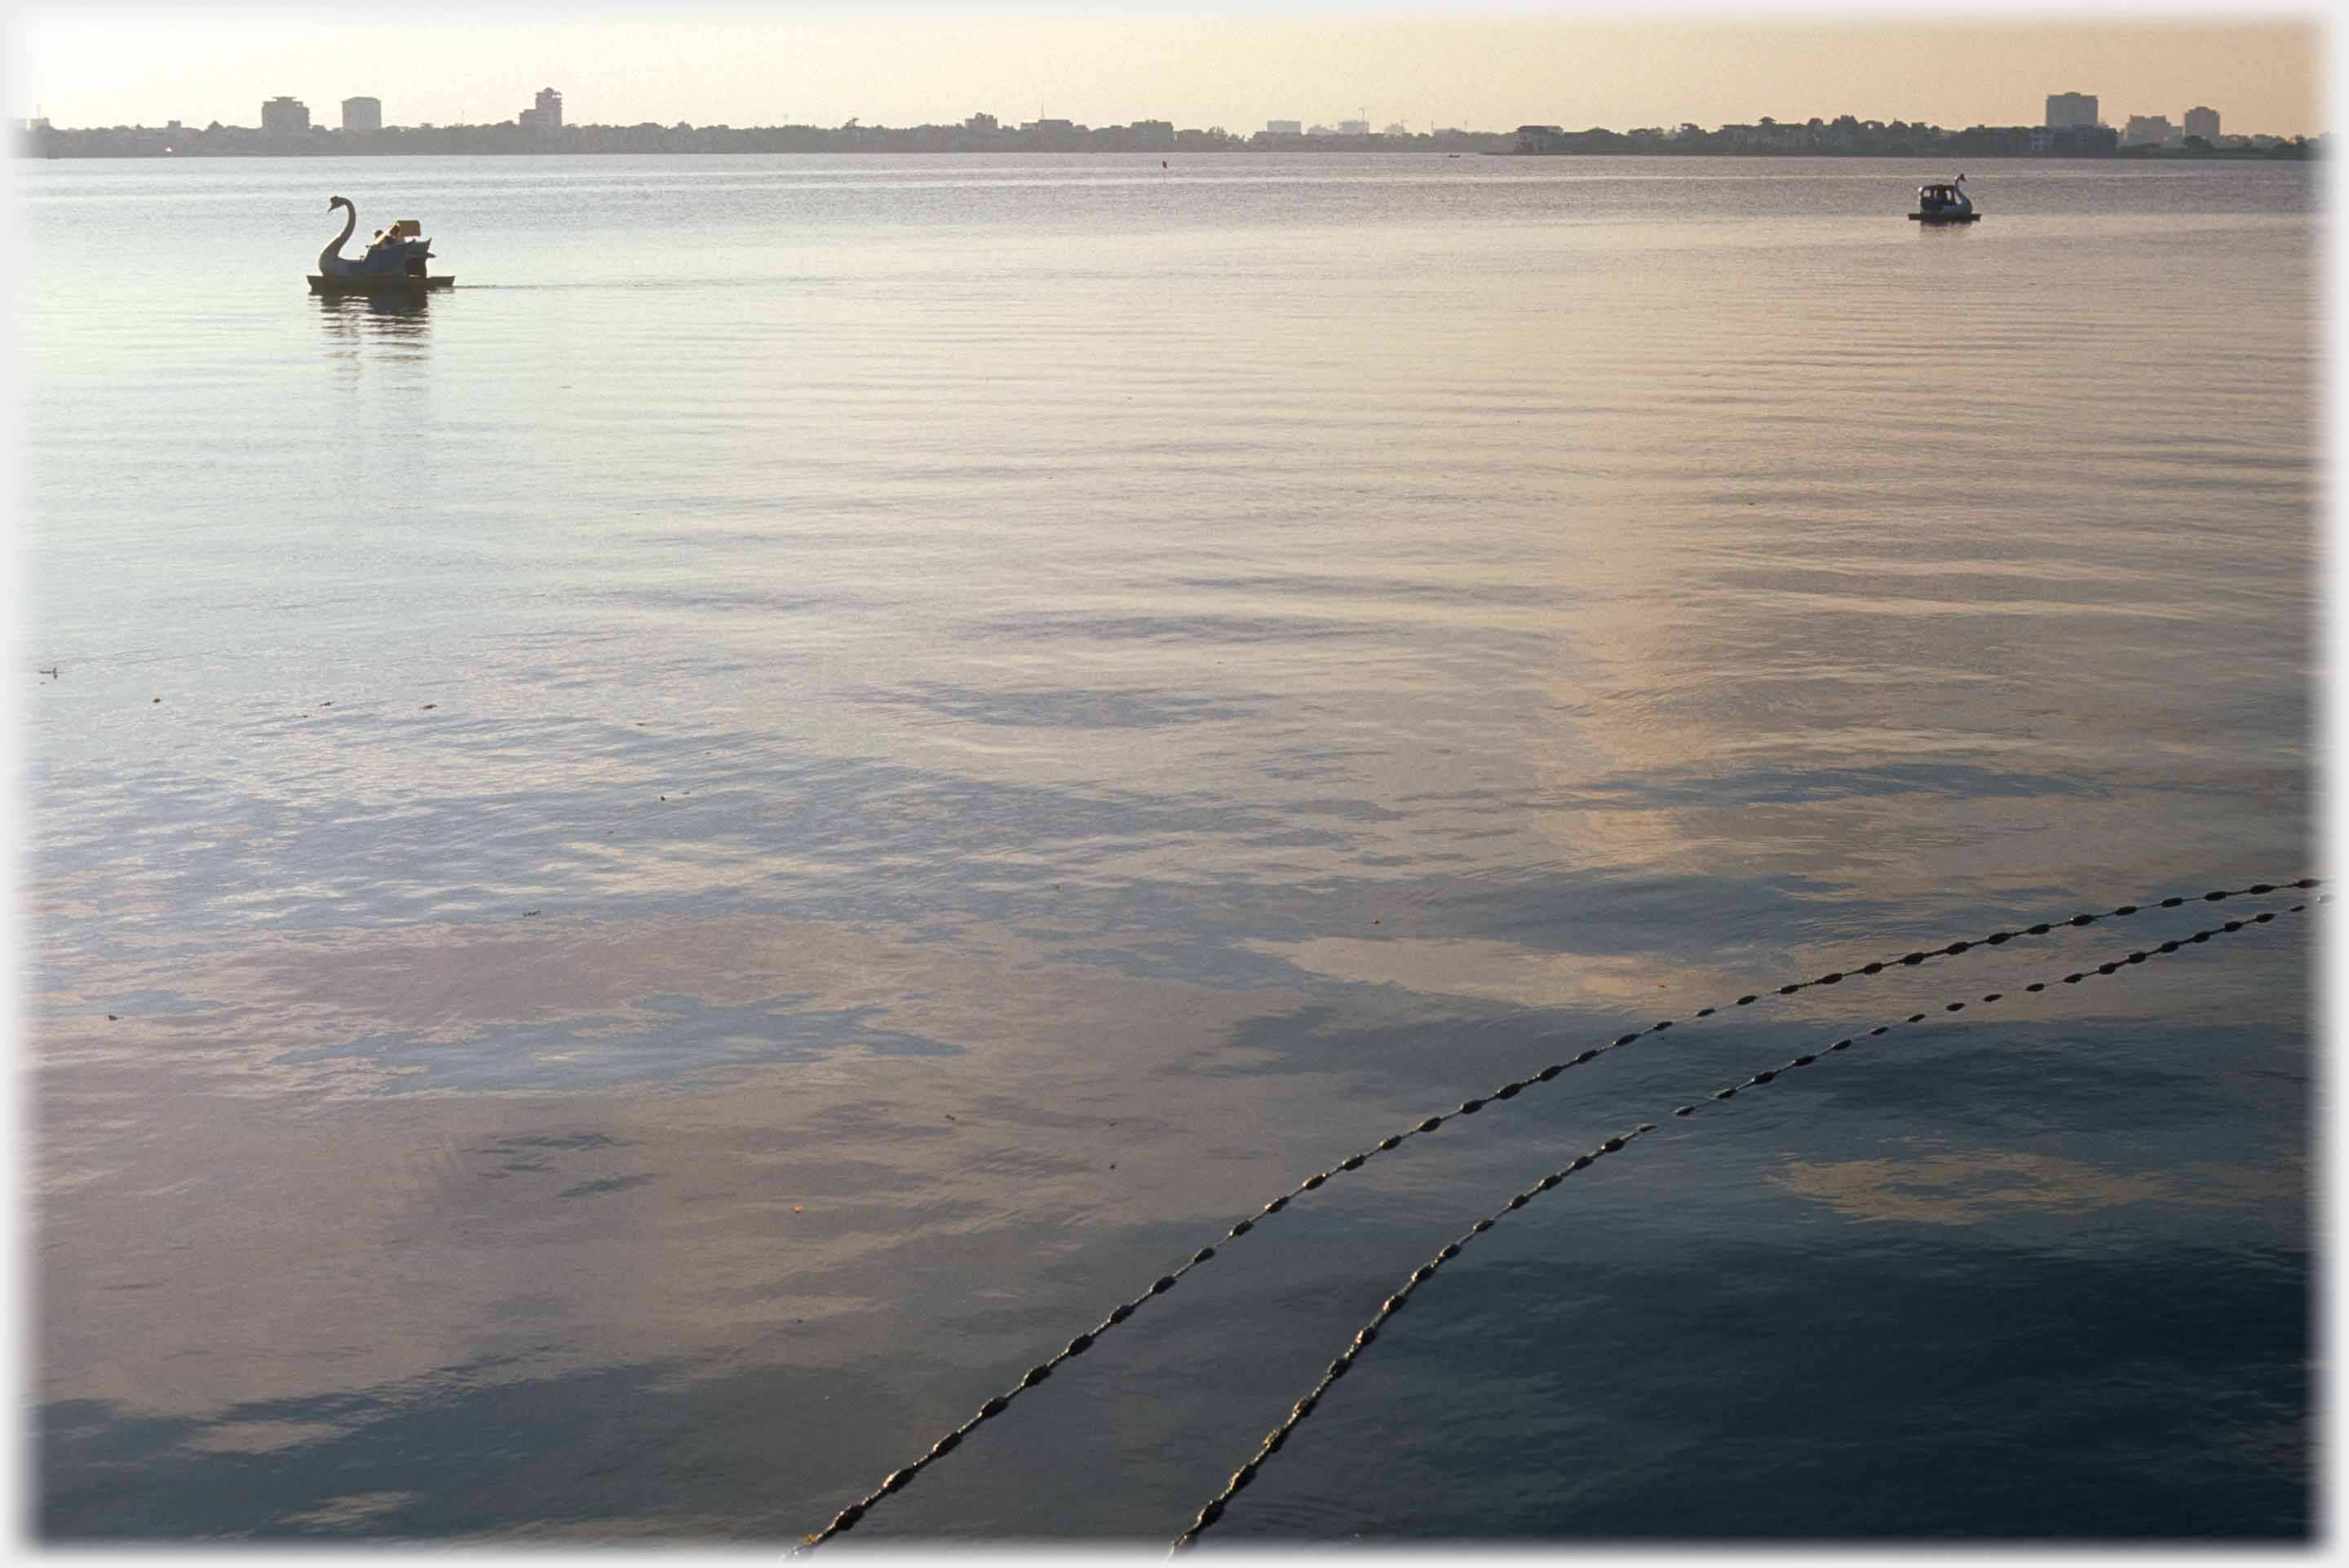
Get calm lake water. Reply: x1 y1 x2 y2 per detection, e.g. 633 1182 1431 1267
22 152 2316 1542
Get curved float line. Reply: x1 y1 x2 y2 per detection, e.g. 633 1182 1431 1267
1170 898 2317 1547
799 877 2316 1548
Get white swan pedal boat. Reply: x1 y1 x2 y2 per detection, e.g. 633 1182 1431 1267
1909 177 1980 223
307 196 455 294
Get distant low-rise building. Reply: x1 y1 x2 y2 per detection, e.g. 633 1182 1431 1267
342 96 382 133
1337 118 1370 135
2051 123 2119 155
261 95 309 132
966 111 998 132
2124 114 2174 146
1266 119 1301 135
1515 123 1564 153
1717 121 1806 150
1948 123 2037 157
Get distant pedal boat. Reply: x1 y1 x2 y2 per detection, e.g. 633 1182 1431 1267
1910 175 1980 223
308 194 455 292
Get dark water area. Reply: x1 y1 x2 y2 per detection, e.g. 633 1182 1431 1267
20 153 2316 1542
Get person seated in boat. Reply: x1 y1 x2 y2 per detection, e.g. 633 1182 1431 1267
335 227 397 276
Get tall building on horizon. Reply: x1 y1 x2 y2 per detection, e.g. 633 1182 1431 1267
341 96 381 133
260 95 309 132
520 86 562 131
2183 105 2220 141
2046 91 2099 130
2124 113 2175 146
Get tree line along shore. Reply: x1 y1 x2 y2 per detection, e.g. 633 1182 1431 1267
18 119 2318 160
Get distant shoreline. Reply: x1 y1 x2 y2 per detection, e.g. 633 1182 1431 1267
15 144 2314 161
13 115 2321 162
1504 146 2310 161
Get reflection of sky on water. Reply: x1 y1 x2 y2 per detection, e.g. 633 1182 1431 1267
27 156 2312 1539
1775 1143 2285 1226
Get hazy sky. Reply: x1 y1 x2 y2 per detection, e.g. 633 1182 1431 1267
8 6 2328 138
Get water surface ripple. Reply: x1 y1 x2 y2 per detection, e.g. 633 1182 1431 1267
24 153 2312 1542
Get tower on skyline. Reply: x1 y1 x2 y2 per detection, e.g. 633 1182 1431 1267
519 86 563 132
2046 91 2098 129
341 95 381 133
260 95 308 132
2183 104 2220 141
